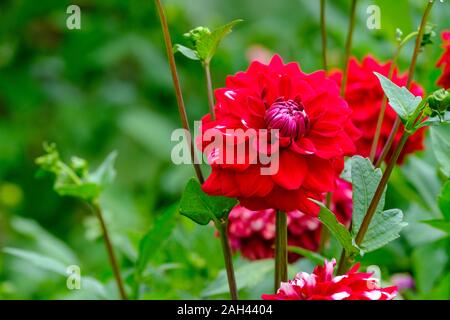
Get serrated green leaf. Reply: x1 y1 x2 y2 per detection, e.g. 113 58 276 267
173 44 199 60
202 259 273 297
350 156 386 236
430 124 450 178
421 219 450 234
179 178 237 225
313 200 358 255
287 246 326 265
438 181 450 220
360 209 407 252
136 204 178 273
195 19 242 63
374 72 422 122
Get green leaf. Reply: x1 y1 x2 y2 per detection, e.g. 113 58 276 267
374 72 422 122
202 259 273 297
421 219 450 234
54 182 100 201
350 156 386 236
194 19 242 63
4 247 67 275
36 144 118 202
360 209 407 252
438 181 450 220
313 200 359 255
179 178 237 225
10 216 79 266
287 246 326 265
412 241 448 293
90 151 118 187
4 247 109 299
430 124 450 177
173 44 199 60
136 204 178 273
349 156 406 253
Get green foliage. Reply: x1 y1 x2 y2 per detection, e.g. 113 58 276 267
136 205 178 274
350 157 407 253
35 143 117 202
438 181 450 220
179 178 237 225
176 20 242 64
314 200 359 255
430 124 450 178
374 72 423 124
202 259 272 297
287 246 326 265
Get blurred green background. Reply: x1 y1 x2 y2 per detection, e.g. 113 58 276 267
0 0 448 299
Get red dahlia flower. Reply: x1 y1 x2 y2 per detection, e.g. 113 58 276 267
227 179 352 262
437 30 450 89
262 259 397 300
200 55 359 213
330 55 425 164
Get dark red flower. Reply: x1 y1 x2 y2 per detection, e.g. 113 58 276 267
437 31 450 89
227 179 352 262
330 55 426 164
200 55 359 213
262 259 397 300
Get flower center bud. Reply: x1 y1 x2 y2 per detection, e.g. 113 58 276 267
264 98 309 140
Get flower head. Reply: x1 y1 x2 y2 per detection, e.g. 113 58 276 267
227 205 321 262
200 55 359 213
262 259 397 300
437 31 450 89
330 55 426 164
227 179 352 262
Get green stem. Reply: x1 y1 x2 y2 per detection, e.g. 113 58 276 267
320 0 328 71
204 62 216 119
369 49 399 162
216 220 239 300
337 132 410 274
91 201 128 299
340 0 358 97
274 211 288 292
154 0 204 183
369 31 419 163
374 1 434 168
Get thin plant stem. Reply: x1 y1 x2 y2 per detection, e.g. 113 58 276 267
340 0 358 97
216 220 239 300
91 201 128 300
155 0 204 183
204 62 216 119
274 211 288 293
374 1 434 167
369 50 399 162
369 31 419 163
320 0 328 71
354 133 410 244
337 133 410 274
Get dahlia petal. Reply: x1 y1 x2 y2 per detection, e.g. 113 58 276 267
272 151 307 190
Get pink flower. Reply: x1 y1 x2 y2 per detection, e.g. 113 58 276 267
227 179 352 262
227 205 321 263
262 259 397 300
